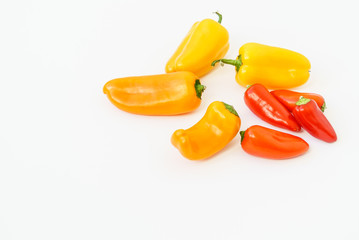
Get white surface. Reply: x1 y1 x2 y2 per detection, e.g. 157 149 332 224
1 0 359 239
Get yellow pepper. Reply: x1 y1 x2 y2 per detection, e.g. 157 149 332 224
103 71 205 115
166 12 229 78
212 42 311 89
171 101 241 160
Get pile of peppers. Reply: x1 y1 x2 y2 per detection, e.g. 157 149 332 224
103 12 337 161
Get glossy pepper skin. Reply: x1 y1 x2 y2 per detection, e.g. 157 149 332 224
271 89 326 112
103 71 205 115
292 98 337 143
240 125 309 160
244 84 301 132
212 42 311 89
171 101 241 160
166 12 229 78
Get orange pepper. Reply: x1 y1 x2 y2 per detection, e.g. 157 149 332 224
240 125 309 159
103 71 205 115
171 101 241 160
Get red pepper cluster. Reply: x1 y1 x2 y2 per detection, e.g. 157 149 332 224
241 84 337 159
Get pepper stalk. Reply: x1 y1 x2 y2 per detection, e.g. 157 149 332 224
211 55 243 72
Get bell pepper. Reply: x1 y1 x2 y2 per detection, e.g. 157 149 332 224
292 97 337 143
240 125 309 159
171 101 240 160
244 84 301 132
211 42 311 89
271 89 326 112
166 12 229 78
103 71 205 115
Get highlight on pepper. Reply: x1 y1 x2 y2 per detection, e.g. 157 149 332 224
171 101 241 160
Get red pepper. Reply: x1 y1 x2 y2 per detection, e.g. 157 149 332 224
292 97 337 143
271 89 326 112
244 84 301 132
240 125 309 159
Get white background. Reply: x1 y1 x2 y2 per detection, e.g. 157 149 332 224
1 0 359 239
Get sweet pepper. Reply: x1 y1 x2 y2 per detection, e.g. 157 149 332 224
292 97 337 143
240 125 309 159
271 89 326 112
212 42 311 89
103 71 205 115
171 101 240 160
244 84 301 131
166 12 229 78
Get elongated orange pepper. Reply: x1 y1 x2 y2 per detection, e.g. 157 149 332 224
171 101 241 160
212 42 311 89
103 71 205 115
166 12 229 78
240 125 309 159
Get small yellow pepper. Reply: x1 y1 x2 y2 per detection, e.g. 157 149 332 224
171 101 241 160
103 71 205 115
212 42 311 89
166 12 229 78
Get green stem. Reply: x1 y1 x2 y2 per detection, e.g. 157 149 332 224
296 96 311 106
222 102 239 117
194 79 206 99
240 131 245 144
214 12 222 24
211 55 243 72
321 102 326 112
